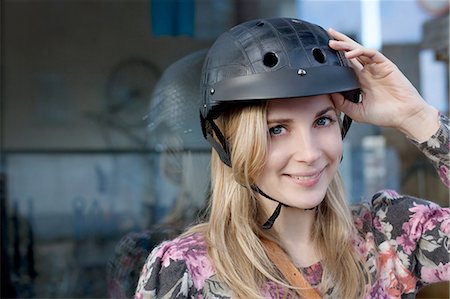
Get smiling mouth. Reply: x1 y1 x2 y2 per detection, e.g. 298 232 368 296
290 173 320 180
286 168 325 186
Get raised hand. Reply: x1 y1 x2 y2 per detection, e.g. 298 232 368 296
327 28 439 142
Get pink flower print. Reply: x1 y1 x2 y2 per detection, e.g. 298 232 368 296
421 263 450 283
373 211 393 239
354 216 364 230
373 216 383 233
367 280 390 299
262 281 289 299
442 217 450 235
186 248 215 290
395 222 418 255
352 234 369 258
439 165 450 187
300 263 323 286
354 209 372 231
156 234 205 268
395 209 427 254
158 242 186 268
408 202 449 233
396 203 450 255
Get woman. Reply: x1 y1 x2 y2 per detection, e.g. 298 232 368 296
135 18 449 298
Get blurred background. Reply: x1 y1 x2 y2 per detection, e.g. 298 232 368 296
0 0 448 298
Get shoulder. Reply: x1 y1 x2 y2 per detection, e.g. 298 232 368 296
155 232 208 261
351 189 450 244
369 189 448 226
352 189 445 220
135 233 215 298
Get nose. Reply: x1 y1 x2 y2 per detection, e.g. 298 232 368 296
290 129 322 164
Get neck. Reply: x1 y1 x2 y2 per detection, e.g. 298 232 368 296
275 206 317 246
263 200 321 267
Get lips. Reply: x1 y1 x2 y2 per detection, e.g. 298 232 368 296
285 168 325 187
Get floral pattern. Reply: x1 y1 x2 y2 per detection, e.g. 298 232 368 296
410 113 450 187
135 115 450 298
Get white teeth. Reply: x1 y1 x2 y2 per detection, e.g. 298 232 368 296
290 174 317 180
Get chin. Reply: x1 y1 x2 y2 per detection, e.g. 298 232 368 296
285 189 327 210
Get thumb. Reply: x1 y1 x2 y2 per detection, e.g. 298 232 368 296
330 93 362 121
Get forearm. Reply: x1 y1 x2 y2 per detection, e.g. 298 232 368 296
398 103 440 143
409 112 450 188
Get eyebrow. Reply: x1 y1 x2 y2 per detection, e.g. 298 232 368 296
267 106 336 124
315 106 336 117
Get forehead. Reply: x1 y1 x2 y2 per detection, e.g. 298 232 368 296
267 95 334 117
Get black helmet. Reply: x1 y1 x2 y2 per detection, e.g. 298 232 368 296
200 17 361 167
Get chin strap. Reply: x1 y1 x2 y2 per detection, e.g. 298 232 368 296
252 186 286 230
262 202 284 230
200 114 232 167
252 185 316 230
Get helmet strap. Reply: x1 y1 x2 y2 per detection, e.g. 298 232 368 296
262 202 283 230
253 185 287 230
200 114 232 167
341 114 353 138
252 185 315 230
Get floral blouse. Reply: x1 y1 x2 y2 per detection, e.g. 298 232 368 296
135 114 450 299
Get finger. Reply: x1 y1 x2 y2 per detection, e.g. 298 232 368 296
329 40 364 70
329 39 386 65
327 28 359 45
345 48 373 66
328 39 357 52
346 48 386 65
349 58 364 71
330 93 361 120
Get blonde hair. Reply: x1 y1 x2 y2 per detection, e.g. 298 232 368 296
186 103 369 298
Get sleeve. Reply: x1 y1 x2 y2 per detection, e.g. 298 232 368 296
134 241 194 299
371 191 450 285
409 113 450 187
107 231 157 299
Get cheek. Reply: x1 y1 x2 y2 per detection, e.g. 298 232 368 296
324 132 343 161
262 151 283 174
257 144 286 181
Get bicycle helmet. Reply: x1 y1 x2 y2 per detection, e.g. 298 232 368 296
199 17 361 228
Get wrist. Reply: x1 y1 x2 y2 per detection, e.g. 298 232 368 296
399 104 440 143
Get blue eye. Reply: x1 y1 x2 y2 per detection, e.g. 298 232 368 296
269 125 285 136
315 117 333 127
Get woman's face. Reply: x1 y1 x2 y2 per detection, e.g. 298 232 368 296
255 95 342 210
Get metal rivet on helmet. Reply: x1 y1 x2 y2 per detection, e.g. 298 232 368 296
297 69 307 76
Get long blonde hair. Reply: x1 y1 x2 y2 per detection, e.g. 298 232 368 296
186 103 369 298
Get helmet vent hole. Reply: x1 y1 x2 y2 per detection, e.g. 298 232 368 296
263 52 278 67
256 21 265 27
312 48 326 63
